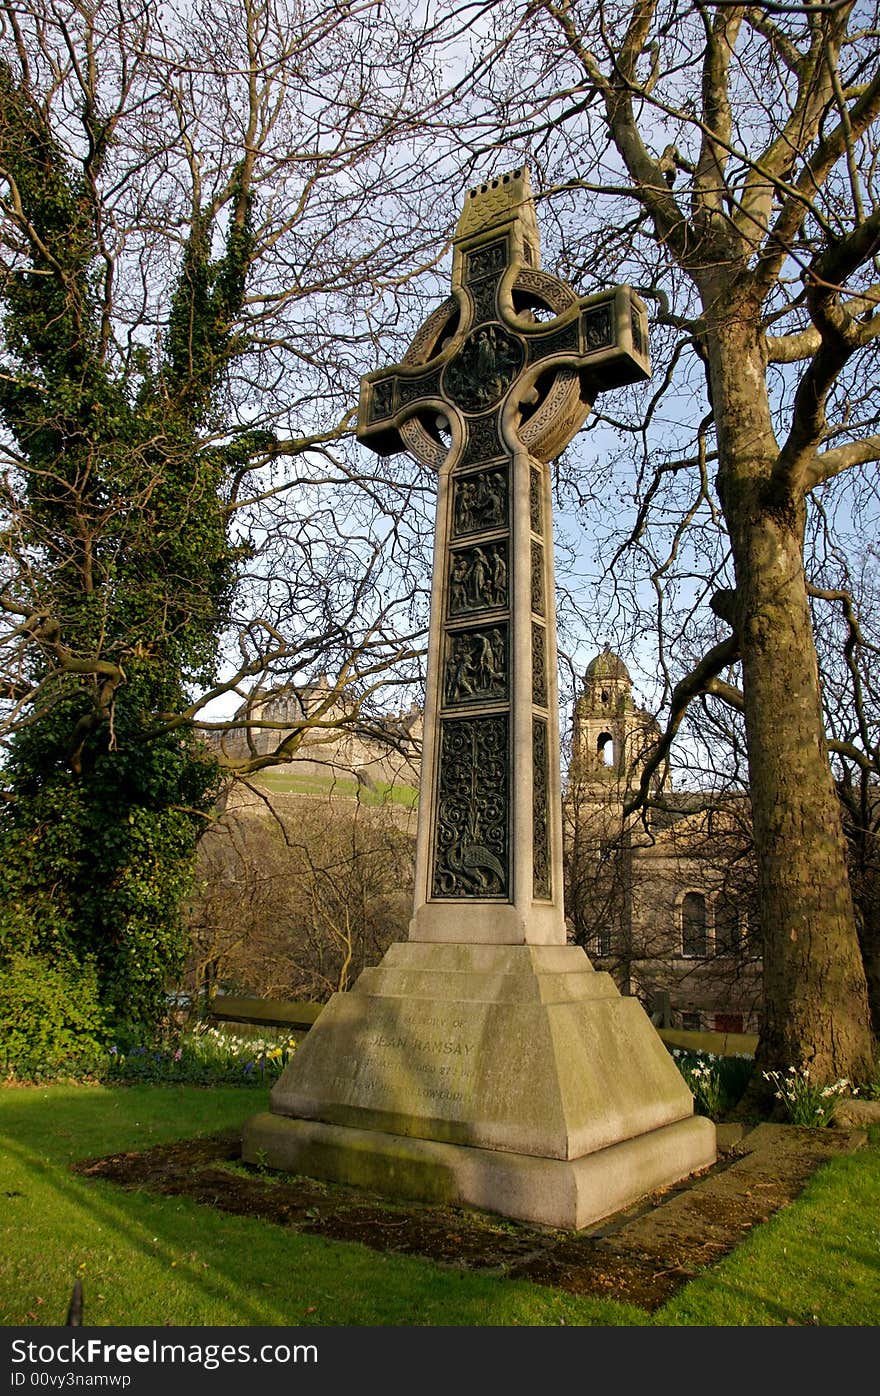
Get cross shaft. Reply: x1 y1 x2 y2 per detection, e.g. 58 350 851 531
358 168 650 944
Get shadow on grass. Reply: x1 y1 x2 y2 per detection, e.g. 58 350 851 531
0 1086 649 1328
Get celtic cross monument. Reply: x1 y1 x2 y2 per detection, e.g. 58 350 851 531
359 167 649 943
244 170 716 1229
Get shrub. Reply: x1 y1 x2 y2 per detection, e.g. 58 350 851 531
0 951 108 1079
670 1048 753 1118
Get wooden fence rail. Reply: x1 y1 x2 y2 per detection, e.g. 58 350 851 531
208 994 322 1033
208 994 757 1059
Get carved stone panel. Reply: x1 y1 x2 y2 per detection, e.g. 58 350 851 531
467 278 500 327
459 415 505 467
631 294 646 359
532 623 547 707
533 718 551 900
443 626 507 707
443 324 524 414
514 268 576 316
529 467 543 535
453 467 508 537
370 378 395 422
432 716 508 899
526 319 580 365
582 302 614 350
530 540 545 616
397 369 441 409
448 541 508 617
466 241 507 282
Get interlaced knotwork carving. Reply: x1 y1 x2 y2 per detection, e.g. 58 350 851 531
526 320 580 364
529 468 543 535
530 540 545 616
513 269 576 315
519 368 585 459
533 718 551 899
397 373 438 409
433 716 508 898
404 297 458 365
532 624 547 706
399 418 447 468
459 415 504 467
467 279 499 325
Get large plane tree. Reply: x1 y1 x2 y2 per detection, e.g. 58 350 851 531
440 0 880 1085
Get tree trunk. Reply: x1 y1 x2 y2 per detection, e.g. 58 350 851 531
708 308 875 1084
847 811 880 1040
856 904 880 1043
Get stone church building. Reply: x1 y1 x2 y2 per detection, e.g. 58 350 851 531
564 647 761 1035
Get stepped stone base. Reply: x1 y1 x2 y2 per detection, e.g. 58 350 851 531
242 942 716 1230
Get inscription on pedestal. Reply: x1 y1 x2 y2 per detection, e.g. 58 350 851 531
329 1028 477 1108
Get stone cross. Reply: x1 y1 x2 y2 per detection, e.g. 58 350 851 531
358 167 649 947
245 188 715 1223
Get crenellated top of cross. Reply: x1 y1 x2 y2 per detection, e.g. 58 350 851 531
357 167 650 469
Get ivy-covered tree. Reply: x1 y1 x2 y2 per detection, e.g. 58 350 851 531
0 0 448 1035
0 57 254 1028
429 0 880 1087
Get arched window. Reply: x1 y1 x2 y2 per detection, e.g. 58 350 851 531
680 891 708 958
597 731 615 767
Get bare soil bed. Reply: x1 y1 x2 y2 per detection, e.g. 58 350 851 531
73 1121 866 1313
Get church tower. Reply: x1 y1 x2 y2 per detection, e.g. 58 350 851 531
570 645 662 789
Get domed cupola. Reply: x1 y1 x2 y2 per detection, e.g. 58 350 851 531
582 644 633 721
571 646 660 785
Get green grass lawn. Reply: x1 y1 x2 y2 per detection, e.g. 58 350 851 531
252 769 419 808
1 1084 878 1327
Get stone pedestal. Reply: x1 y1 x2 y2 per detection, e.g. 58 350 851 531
243 943 715 1229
